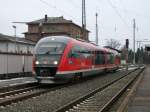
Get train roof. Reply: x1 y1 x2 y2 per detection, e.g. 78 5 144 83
37 36 96 47
104 46 121 53
37 36 118 54
37 35 71 44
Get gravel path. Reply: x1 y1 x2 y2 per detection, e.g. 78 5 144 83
0 70 132 112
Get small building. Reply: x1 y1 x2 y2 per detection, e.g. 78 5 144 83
0 33 35 54
24 15 89 42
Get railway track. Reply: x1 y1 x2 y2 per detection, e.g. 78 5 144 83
0 77 91 107
0 84 46 106
55 67 145 112
0 83 68 107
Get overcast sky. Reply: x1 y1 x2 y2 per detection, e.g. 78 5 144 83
0 0 150 48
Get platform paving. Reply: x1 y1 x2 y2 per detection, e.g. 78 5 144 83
0 77 36 88
128 65 150 112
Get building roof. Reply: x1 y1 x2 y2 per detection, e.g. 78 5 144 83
24 31 70 35
0 33 35 45
28 16 72 24
27 15 89 32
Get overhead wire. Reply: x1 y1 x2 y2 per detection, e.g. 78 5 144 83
110 0 150 42
39 0 80 21
65 0 82 23
118 0 150 19
66 0 81 9
106 0 130 29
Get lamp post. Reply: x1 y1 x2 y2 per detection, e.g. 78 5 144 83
12 25 17 52
95 13 98 45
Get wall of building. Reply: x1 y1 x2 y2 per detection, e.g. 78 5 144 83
25 23 89 42
28 24 70 34
69 24 81 38
0 42 34 54
26 34 40 42
0 53 33 74
0 42 7 52
8 42 16 52
28 24 39 33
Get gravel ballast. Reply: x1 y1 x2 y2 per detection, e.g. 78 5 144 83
0 70 133 112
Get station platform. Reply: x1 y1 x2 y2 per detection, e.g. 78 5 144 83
0 77 36 88
128 65 150 112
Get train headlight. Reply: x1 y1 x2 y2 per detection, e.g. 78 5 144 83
51 38 55 41
53 61 58 65
35 61 40 65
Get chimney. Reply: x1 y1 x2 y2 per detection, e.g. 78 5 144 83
45 14 48 22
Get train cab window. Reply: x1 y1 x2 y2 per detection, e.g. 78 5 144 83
35 42 66 55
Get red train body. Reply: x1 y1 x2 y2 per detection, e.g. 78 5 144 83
33 36 120 83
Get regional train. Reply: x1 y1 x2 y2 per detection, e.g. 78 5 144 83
32 36 120 83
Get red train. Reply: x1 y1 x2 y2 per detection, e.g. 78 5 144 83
32 36 120 83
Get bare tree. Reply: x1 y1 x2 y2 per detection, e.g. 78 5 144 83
106 39 121 49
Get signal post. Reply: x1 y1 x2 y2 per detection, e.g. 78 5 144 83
126 39 129 70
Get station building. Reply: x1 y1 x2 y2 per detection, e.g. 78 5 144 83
0 33 35 79
0 33 35 54
24 15 89 42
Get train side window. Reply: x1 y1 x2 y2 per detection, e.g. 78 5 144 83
68 50 79 58
107 53 114 64
68 45 93 60
95 51 99 65
95 51 105 65
68 45 81 58
107 53 110 64
110 53 114 64
100 52 105 64
79 47 92 59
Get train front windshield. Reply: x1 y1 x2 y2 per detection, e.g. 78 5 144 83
35 42 65 54
34 42 66 66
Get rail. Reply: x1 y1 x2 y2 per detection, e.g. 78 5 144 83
54 67 144 112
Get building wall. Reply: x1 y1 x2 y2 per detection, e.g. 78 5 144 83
0 42 34 54
25 23 89 42
8 42 16 52
26 34 40 42
28 24 70 34
69 24 81 38
42 24 69 33
28 24 39 33
0 42 7 52
0 54 32 74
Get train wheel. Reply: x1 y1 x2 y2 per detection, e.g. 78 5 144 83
113 69 117 72
72 73 83 82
